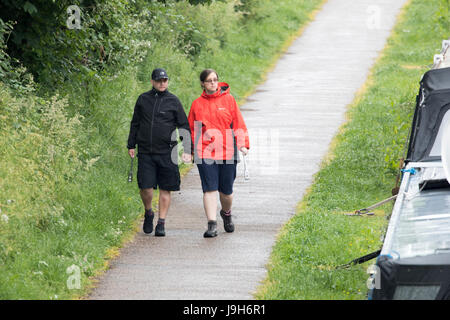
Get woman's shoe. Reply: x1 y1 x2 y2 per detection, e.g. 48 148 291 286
203 220 218 238
220 210 234 233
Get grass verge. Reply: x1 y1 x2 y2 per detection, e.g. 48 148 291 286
255 0 449 299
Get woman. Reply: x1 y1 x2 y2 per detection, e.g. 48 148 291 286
188 69 250 238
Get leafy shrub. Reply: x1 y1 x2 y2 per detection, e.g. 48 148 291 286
0 0 152 89
0 18 34 93
0 83 95 222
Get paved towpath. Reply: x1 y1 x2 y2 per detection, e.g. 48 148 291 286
89 0 408 300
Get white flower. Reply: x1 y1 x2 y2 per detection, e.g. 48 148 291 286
39 261 49 267
1 214 9 223
58 219 68 227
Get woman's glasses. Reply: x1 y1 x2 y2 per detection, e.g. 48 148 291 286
203 78 218 84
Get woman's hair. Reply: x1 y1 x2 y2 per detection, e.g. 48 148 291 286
199 69 219 82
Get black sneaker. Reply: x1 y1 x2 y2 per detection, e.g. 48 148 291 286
203 220 218 238
155 223 165 237
220 210 234 233
143 211 154 234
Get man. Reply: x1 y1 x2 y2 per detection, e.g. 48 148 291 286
127 68 192 237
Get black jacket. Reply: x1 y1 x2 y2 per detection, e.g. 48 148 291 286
127 88 191 155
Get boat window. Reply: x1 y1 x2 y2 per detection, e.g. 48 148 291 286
429 111 450 157
393 285 441 300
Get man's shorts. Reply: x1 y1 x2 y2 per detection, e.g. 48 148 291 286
196 159 237 195
137 153 180 191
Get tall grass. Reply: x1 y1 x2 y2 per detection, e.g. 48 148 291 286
0 0 324 299
256 0 449 299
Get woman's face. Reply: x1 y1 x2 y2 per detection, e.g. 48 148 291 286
202 72 218 94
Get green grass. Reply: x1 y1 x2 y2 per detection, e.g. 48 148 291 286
0 0 324 299
255 0 449 300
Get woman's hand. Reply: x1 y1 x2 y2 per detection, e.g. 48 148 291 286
182 153 192 163
128 149 135 158
240 147 249 156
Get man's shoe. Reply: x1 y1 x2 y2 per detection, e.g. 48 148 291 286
203 220 218 238
155 223 165 237
143 211 154 234
220 210 234 233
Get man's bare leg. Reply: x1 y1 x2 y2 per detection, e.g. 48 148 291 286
158 189 171 219
154 189 170 236
140 188 153 211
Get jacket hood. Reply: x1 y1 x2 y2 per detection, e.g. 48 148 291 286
201 82 230 99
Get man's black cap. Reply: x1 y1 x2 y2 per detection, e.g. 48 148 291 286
152 68 169 80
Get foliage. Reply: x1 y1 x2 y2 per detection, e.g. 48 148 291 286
0 0 236 91
137 0 207 58
179 0 225 5
0 83 91 204
0 83 88 298
0 18 34 93
0 0 152 89
234 0 259 19
436 0 450 33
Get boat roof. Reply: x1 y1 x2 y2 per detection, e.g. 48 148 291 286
406 68 450 163
381 162 450 259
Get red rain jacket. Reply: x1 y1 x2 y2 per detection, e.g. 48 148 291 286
188 82 249 160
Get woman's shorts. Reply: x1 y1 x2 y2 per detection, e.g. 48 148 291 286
137 153 180 191
196 159 237 195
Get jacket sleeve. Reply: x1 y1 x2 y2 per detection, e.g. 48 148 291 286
127 97 140 149
187 103 196 154
231 97 250 150
175 98 191 154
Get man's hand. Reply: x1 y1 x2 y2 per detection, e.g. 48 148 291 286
182 153 192 163
128 149 135 158
240 147 249 156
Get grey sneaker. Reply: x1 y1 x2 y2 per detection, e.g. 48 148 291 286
220 210 234 233
203 220 218 238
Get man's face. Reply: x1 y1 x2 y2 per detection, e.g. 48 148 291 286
152 78 168 92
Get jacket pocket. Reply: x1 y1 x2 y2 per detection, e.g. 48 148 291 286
136 126 150 145
152 123 176 151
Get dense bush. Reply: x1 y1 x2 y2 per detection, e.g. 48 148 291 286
0 18 33 93
0 83 91 219
0 0 254 92
0 0 153 89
